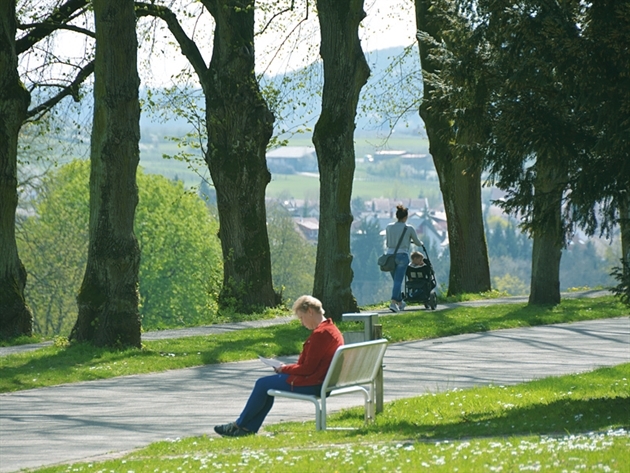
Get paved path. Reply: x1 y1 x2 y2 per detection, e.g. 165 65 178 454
0 289 611 357
1 316 628 473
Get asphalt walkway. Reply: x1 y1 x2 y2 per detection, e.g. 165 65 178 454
0 289 611 358
1 313 628 473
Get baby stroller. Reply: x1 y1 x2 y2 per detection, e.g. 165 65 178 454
404 244 438 310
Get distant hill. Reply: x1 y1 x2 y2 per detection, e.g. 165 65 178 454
140 46 424 139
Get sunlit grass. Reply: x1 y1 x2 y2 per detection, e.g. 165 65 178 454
0 333 44 347
440 289 513 302
1 296 626 393
33 364 630 473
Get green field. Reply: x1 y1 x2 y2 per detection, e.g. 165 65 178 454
139 129 440 203
266 172 442 203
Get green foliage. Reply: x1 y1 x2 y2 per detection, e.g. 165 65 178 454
16 160 222 336
351 217 390 306
484 215 619 295
486 220 532 261
18 160 90 336
135 173 223 329
560 241 618 291
492 273 529 296
266 203 316 304
611 259 630 307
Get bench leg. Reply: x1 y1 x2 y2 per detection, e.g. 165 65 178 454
366 382 375 423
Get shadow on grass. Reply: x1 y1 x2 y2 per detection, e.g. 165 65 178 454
333 396 629 441
383 297 626 342
0 323 308 392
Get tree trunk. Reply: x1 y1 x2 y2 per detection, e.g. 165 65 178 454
71 0 141 347
619 192 630 279
202 0 279 313
415 0 491 296
435 153 491 295
0 2 33 338
528 158 563 305
311 0 369 320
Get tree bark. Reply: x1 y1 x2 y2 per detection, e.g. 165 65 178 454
415 0 491 296
619 193 630 279
201 0 279 313
0 2 33 338
311 0 369 319
71 0 141 347
435 152 491 295
528 158 563 305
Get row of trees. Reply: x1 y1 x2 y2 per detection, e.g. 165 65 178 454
16 160 321 337
415 0 629 305
1 0 370 345
1 0 627 346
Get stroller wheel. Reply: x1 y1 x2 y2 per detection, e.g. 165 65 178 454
429 292 437 310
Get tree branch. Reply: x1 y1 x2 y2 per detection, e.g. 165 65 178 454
258 0 296 37
135 2 209 82
16 0 91 55
26 60 95 121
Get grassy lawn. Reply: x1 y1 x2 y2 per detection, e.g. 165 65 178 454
0 296 626 393
33 363 630 472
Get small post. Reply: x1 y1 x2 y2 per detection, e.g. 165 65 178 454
373 324 384 414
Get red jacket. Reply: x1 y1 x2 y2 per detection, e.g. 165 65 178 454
281 319 344 387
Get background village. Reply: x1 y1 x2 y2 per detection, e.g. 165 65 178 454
259 144 619 306
266 146 448 250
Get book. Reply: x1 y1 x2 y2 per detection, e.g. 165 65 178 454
258 356 283 369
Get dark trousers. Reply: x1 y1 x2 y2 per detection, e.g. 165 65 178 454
236 373 321 432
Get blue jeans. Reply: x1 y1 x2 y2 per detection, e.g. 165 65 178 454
390 253 409 302
236 373 321 433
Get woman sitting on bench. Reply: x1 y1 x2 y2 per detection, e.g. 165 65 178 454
214 295 344 437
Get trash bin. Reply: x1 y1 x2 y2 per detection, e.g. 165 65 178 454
341 312 379 344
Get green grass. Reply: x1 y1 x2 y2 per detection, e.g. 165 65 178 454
266 168 442 202
138 130 440 201
1 296 626 393
32 363 630 472
0 333 44 347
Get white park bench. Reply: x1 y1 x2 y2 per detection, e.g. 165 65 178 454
267 338 388 431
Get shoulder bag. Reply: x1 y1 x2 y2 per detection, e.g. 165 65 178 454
377 227 407 272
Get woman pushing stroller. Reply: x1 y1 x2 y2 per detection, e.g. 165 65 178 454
385 204 423 312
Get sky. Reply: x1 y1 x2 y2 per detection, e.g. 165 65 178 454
23 1 417 93
146 0 417 85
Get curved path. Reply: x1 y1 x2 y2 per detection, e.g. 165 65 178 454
0 315 628 473
0 289 612 357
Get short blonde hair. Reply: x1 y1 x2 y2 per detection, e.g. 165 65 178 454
411 251 424 261
292 295 325 317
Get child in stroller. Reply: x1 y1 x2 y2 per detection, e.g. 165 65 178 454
404 249 437 310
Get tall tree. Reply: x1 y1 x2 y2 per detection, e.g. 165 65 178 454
71 0 142 347
202 0 279 312
311 0 369 319
414 0 491 296
568 0 630 280
475 0 591 304
1 0 93 338
0 0 32 338
136 1 279 313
